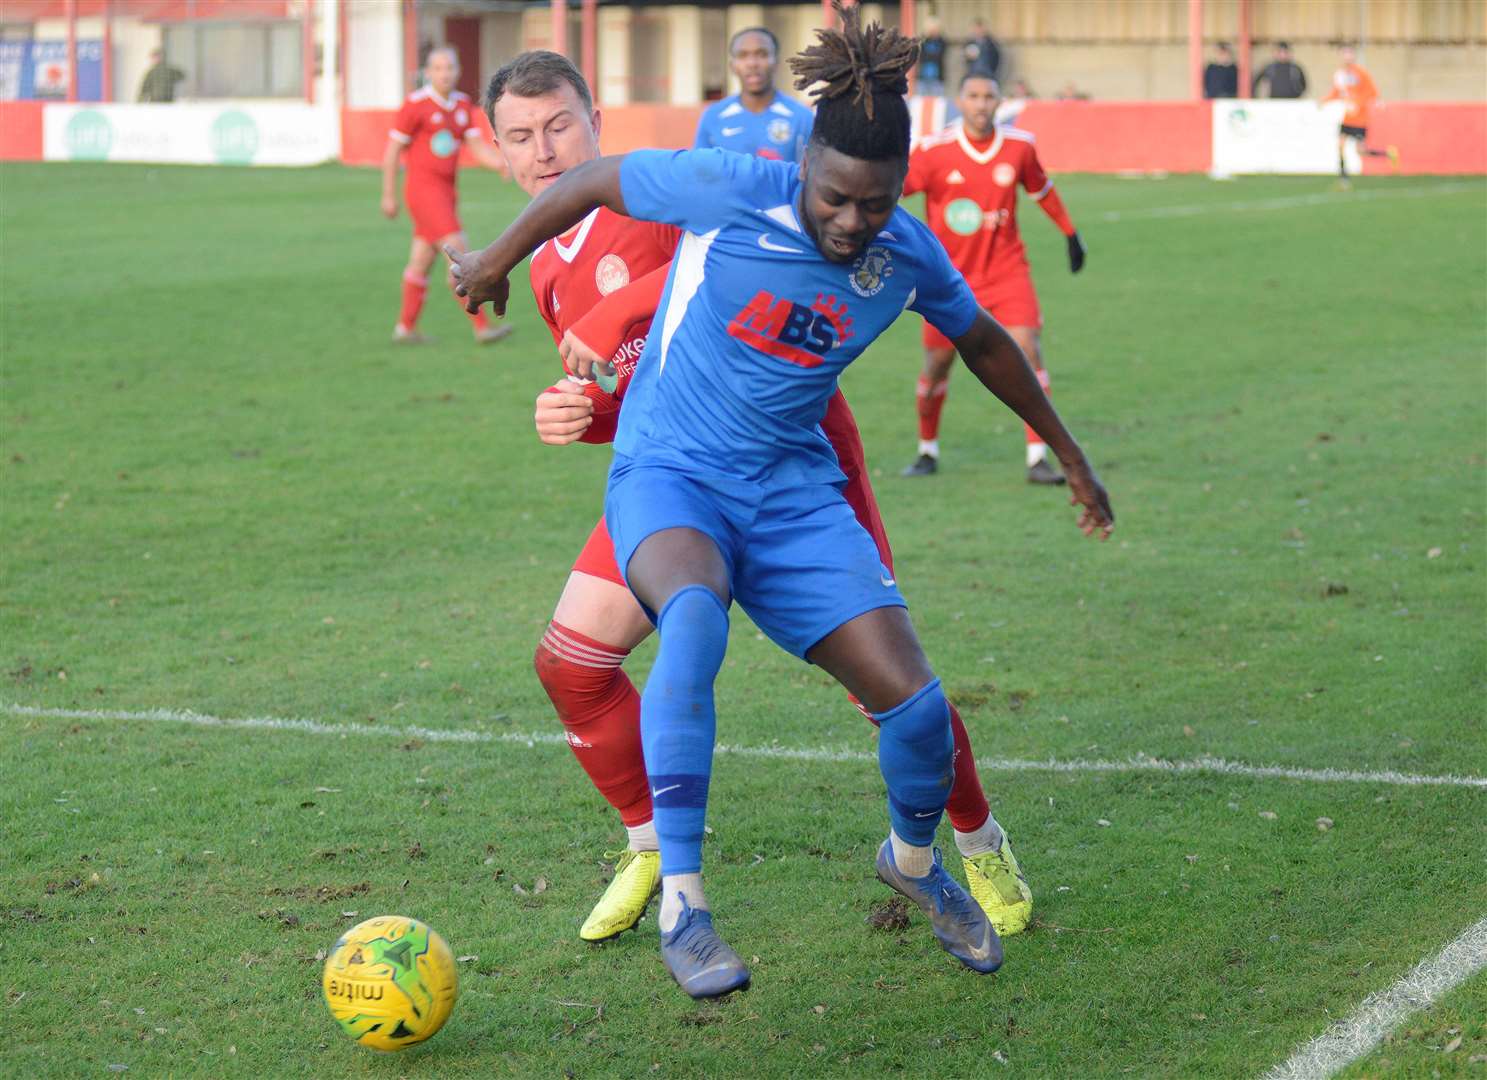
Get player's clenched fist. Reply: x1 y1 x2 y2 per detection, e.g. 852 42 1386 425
534 379 594 445
380 193 398 219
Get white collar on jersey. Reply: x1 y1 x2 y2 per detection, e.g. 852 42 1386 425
551 207 602 263
760 203 804 233
954 121 1004 165
413 86 461 111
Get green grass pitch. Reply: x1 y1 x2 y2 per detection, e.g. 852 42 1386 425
1 161 1484 1078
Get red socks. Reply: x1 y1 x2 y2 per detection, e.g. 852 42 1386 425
915 373 950 442
944 703 991 834
534 622 652 826
398 270 427 331
398 268 491 334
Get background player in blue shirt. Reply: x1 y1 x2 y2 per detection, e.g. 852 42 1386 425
695 26 813 162
451 3 1113 1000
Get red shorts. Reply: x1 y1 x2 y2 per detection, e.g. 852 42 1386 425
568 391 896 585
404 177 461 243
571 516 627 588
923 264 1041 348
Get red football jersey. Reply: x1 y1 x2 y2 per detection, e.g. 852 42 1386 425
390 87 481 183
529 207 680 388
904 123 1052 282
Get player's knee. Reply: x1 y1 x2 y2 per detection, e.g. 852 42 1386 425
655 585 730 688
875 679 953 801
534 627 622 717
875 678 952 758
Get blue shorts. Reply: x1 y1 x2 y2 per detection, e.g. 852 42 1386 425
605 459 907 659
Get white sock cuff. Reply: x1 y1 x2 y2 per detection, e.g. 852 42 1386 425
626 819 659 852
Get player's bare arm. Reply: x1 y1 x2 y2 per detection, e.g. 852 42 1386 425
380 137 402 218
953 310 1114 537
446 156 628 320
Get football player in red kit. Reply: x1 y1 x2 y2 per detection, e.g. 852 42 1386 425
381 47 512 346
901 74 1085 483
480 50 1032 944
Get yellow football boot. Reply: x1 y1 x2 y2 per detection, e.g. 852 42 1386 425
579 849 660 942
962 835 1034 938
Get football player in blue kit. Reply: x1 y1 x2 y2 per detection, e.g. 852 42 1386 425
449 3 1114 1000
695 26 813 162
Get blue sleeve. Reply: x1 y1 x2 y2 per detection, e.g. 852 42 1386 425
693 106 714 149
905 217 978 341
620 148 785 234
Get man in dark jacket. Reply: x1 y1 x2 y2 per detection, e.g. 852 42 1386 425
917 17 947 97
137 48 185 102
963 18 1000 81
1203 42 1238 99
1252 42 1307 98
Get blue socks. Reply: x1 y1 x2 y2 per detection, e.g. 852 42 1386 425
874 678 953 846
642 585 730 877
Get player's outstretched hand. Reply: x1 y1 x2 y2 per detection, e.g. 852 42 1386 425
380 193 398 219
534 379 595 445
1067 232 1086 274
558 329 618 393
444 245 510 317
1061 457 1114 540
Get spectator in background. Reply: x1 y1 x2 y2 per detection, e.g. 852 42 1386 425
1253 41 1307 98
1203 42 1239 99
962 18 1000 81
917 17 947 97
1055 81 1089 101
996 77 1035 125
137 48 185 103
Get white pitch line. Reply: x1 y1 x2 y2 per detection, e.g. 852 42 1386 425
5 702 1486 790
1099 181 1482 223
1264 915 1487 1080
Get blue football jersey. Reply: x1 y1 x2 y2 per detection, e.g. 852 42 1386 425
694 91 813 162
615 148 979 487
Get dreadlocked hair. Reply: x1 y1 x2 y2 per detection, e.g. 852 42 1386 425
789 0 918 161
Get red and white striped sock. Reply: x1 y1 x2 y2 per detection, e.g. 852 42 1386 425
534 621 652 829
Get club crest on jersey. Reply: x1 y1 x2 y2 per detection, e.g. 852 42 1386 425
728 290 854 368
595 253 630 295
456 108 468 126
993 162 1017 187
848 245 893 298
767 118 792 144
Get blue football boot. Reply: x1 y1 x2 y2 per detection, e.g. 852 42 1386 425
659 894 751 999
876 839 1003 973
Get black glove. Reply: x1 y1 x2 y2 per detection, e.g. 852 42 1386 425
1067 232 1086 274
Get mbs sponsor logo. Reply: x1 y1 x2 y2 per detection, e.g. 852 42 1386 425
727 291 854 368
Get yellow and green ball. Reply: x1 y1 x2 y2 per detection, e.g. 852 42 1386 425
321 915 458 1052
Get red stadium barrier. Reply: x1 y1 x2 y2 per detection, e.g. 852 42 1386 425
10 102 1483 175
1011 101 1213 173
0 102 45 161
340 104 699 167
1362 103 1487 175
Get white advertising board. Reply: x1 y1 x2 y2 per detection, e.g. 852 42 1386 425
43 103 338 166
1211 99 1361 176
